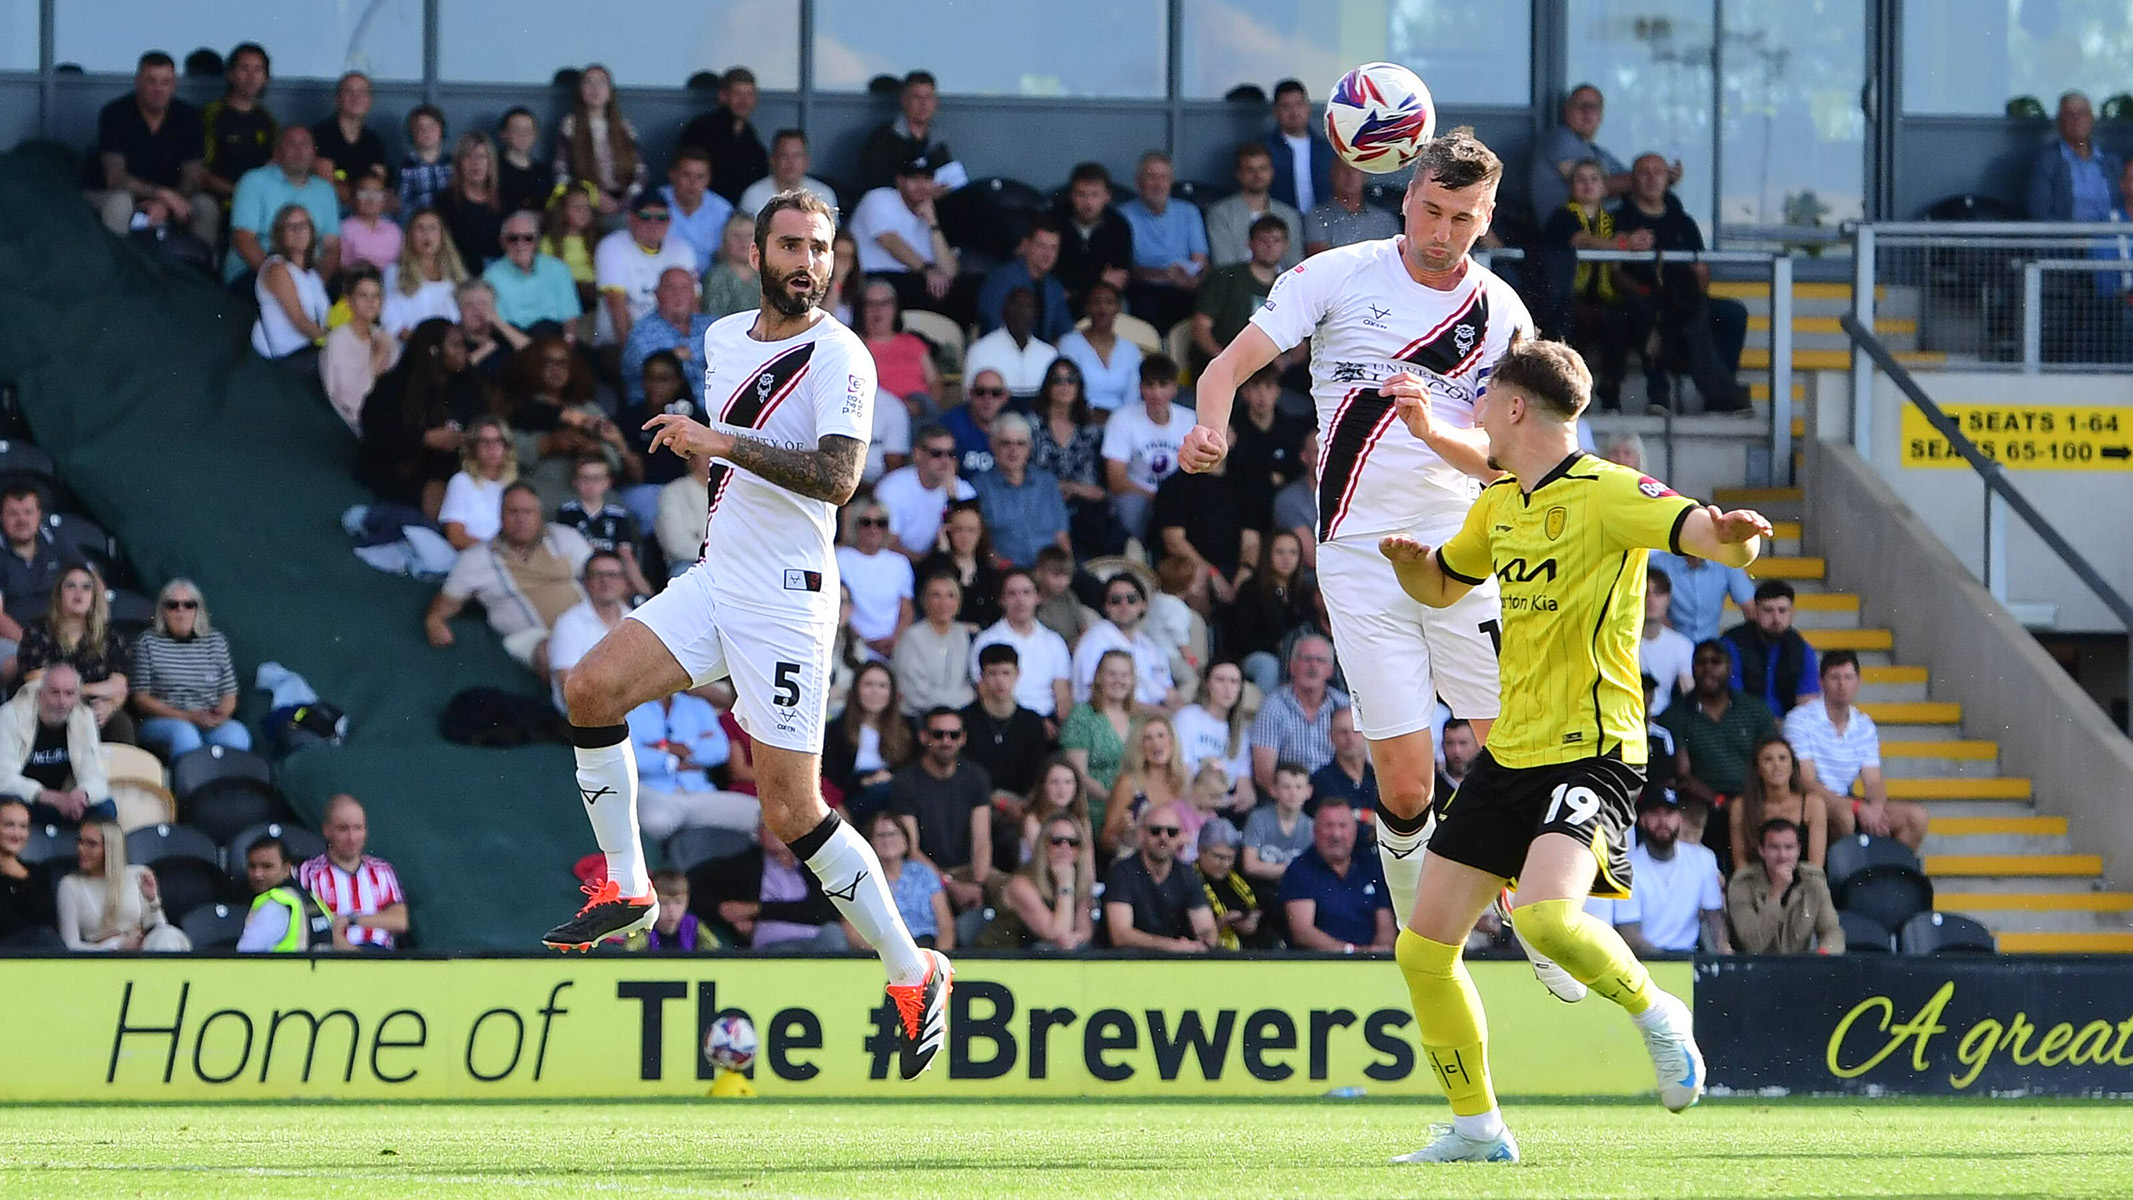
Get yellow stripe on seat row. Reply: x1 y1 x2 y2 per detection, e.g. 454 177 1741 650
1925 854 2101 876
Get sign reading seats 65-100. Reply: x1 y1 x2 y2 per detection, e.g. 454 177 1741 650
1902 403 2133 470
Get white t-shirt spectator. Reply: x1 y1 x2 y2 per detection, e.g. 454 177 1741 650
251 256 329 358
968 618 1073 717
738 174 838 217
962 330 1057 400
1101 402 1191 493
1588 839 1722 953
1171 703 1250 790
438 472 509 543
835 544 915 643
1783 701 1882 797
1070 619 1173 707
866 391 912 483
850 187 935 275
547 596 634 709
872 464 975 555
593 228 698 344
1640 624 1696 717
380 267 462 337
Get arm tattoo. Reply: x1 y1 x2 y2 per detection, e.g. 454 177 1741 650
724 433 866 504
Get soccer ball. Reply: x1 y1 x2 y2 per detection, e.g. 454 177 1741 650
703 1013 758 1074
1324 62 1437 174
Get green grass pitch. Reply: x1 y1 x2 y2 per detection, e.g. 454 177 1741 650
2 1097 2127 1198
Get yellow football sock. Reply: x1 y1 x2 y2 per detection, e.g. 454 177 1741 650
1513 898 1655 1016
1394 928 1495 1117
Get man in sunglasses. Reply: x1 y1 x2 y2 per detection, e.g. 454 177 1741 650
546 190 951 1080
593 195 696 347
939 368 1010 476
873 424 975 562
483 210 583 335
1103 802 1216 952
889 708 994 915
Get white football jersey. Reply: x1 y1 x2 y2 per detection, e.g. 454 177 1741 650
1249 238 1533 543
698 311 875 620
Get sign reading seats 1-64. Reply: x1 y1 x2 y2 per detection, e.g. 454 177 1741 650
1902 403 2133 470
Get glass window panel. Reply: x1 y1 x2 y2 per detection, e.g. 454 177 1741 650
1182 0 1530 105
1904 0 2133 115
53 0 422 80
1720 0 1867 228
1564 0 1717 237
440 0 798 88
0 0 36 72
815 0 1165 97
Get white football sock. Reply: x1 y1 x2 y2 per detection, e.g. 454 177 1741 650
1376 822 1428 933
1452 1108 1505 1141
574 736 649 896
804 818 929 986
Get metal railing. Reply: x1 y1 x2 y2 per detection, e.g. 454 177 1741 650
1843 314 2133 720
1848 220 2133 454
1477 246 1795 477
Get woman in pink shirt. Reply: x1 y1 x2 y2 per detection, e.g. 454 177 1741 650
859 278 939 412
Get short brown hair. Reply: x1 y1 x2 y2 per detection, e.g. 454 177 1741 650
752 188 839 253
1411 125 1503 192
1489 338 1591 420
651 869 689 898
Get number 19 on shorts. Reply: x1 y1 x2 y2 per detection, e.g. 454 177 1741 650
1544 783 1602 829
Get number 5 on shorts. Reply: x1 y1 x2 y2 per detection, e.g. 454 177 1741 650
1544 783 1601 828
772 661 802 708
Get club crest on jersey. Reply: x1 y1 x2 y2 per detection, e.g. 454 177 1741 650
756 372 778 400
1453 323 1477 355
783 569 823 592
1637 476 1676 499
1363 303 1392 328
1545 506 1567 540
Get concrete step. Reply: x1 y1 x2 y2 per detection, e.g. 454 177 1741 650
1926 853 2103 878
1859 701 1961 725
1922 800 2040 819
1923 831 2073 857
1791 604 1860 631
1994 931 2133 953
1879 746 2002 779
1954 909 2133 935
1749 555 1825 581
1938 892 2133 934
1936 875 2104 894
1873 776 2031 802
1805 628 1893 651
1875 724 1965 742
1862 681 1930 703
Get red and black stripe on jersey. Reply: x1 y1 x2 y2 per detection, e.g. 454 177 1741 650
1315 287 1491 542
702 342 816 532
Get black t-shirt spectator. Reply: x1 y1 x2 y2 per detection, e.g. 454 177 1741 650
309 118 387 191
17 625 128 686
1051 202 1134 307
557 499 640 556
1104 854 1209 940
1 535 74 627
23 721 70 792
958 700 1051 795
1609 194 1705 297
1310 759 1378 815
677 107 769 206
438 191 506 271
889 758 993 872
914 551 1004 630
0 860 56 944
1223 575 1316 664
203 101 277 188
93 95 205 190
498 156 555 216
860 124 953 192
1228 411 1309 528
1151 469 1247 577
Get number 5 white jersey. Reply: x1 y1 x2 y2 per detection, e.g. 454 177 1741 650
1248 237 1533 543
697 310 876 621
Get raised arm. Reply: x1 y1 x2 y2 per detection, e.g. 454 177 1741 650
1179 324 1281 473
645 417 865 506
1378 536 1478 610
1676 505 1771 570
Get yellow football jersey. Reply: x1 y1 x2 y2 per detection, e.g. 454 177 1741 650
1436 453 1698 770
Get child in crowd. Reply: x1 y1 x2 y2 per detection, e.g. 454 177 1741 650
557 455 652 596
1174 762 1231 864
626 869 719 953
1242 761 1315 888
399 105 452 214
339 165 402 273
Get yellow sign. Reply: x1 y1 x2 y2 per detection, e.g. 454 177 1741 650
0 958 1686 1101
1901 403 2133 470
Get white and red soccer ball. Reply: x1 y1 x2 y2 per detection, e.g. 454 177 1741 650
1324 62 1437 174
703 1013 758 1073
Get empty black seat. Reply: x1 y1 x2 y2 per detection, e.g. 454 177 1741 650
181 901 247 951
45 511 114 573
21 822 76 866
1838 910 1894 953
106 588 155 632
0 439 55 491
124 822 221 871
224 821 327 882
1840 868 1935 934
171 746 272 804
665 825 756 873
1826 834 1922 894
153 858 229 926
1899 911 1997 954
184 779 283 847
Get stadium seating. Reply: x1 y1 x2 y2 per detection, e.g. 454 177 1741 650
109 778 176 832
180 901 246 951
901 308 966 378
1838 910 1895 953
1898 911 1996 954
0 438 55 492
171 746 273 804
102 743 167 790
126 822 220 872
183 778 283 847
223 821 327 881
665 825 755 874
1076 313 1163 356
20 822 75 867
